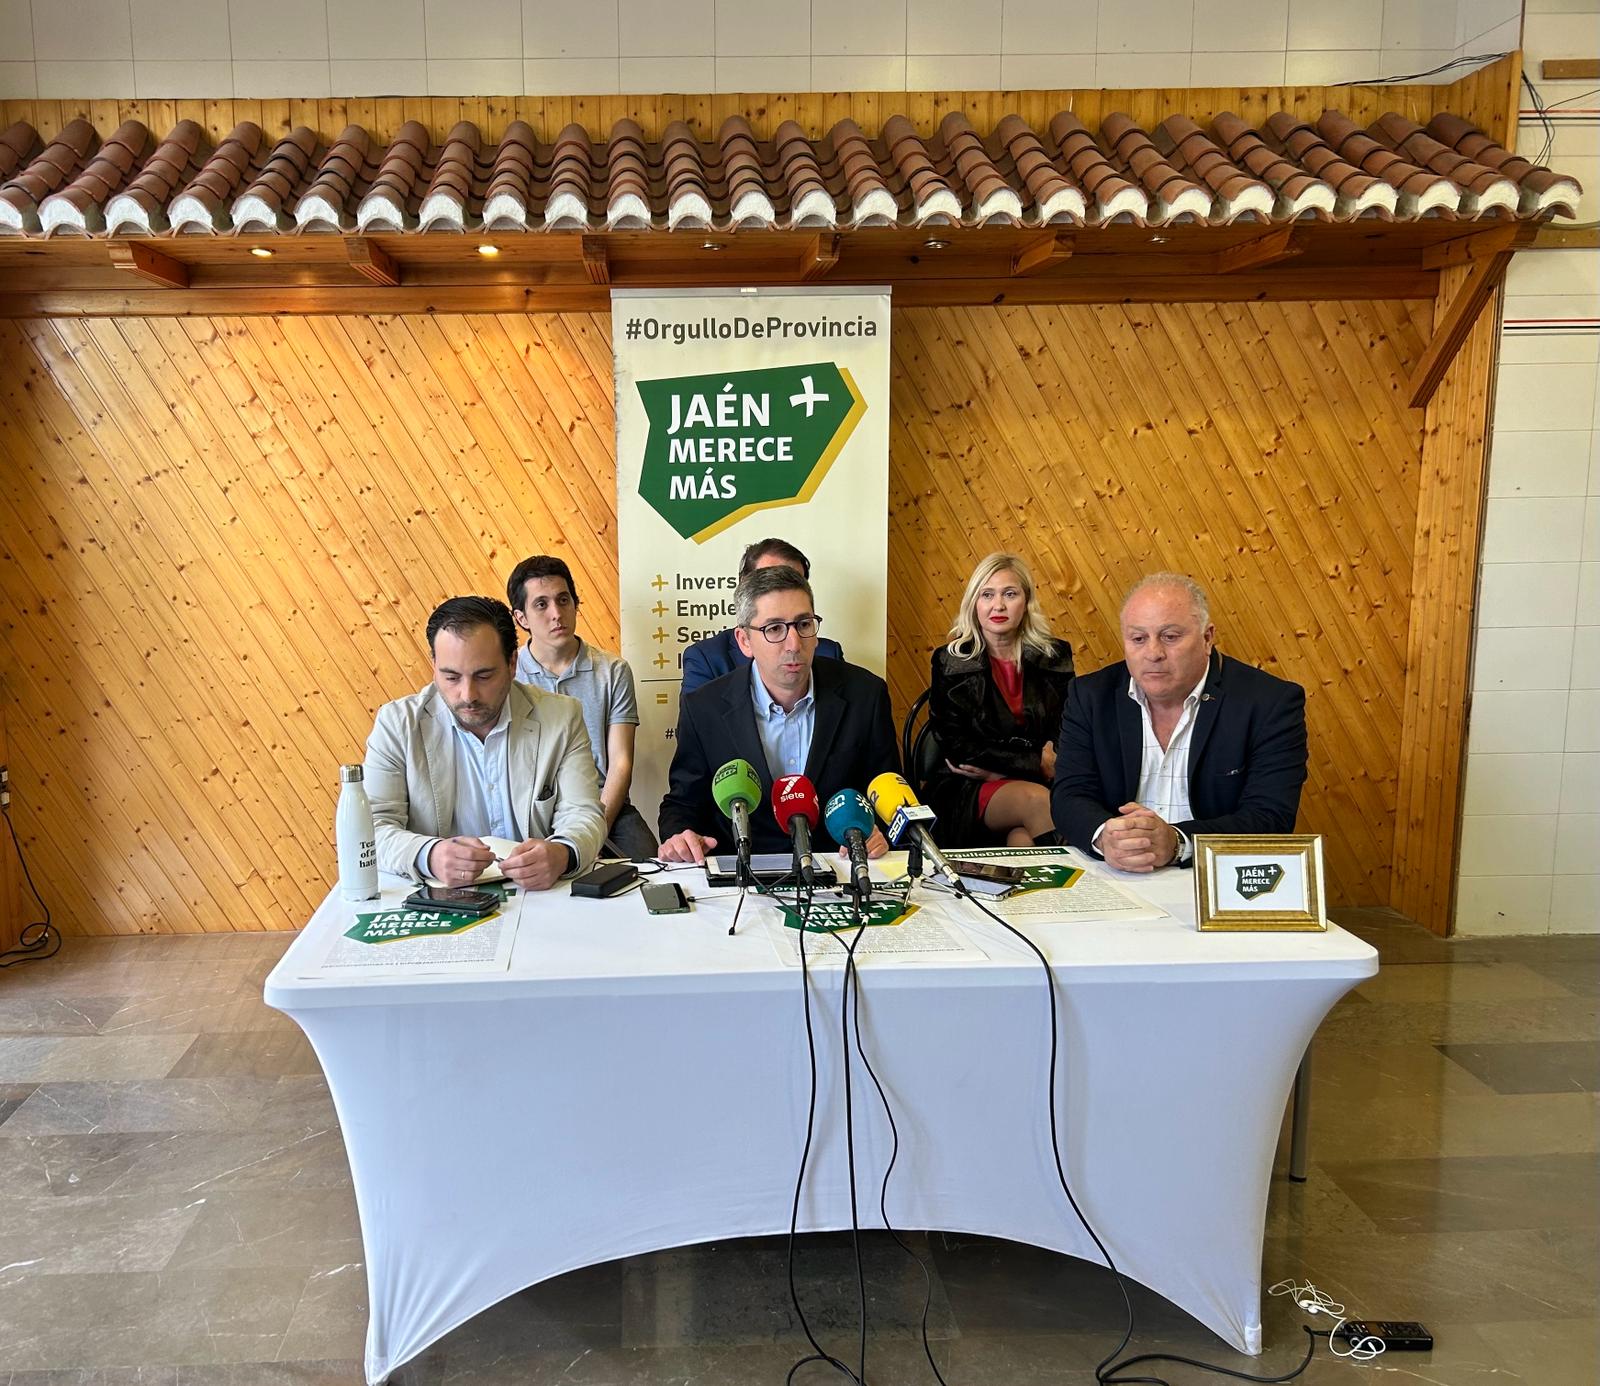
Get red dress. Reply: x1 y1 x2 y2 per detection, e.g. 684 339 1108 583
976 657 1026 816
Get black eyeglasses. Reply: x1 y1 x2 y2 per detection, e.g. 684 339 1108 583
745 615 823 644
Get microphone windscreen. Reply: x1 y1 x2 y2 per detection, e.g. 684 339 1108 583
712 759 762 820
866 771 917 826
824 789 874 840
772 774 821 832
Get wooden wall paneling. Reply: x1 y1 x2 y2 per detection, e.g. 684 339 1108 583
0 326 303 931
0 422 160 938
0 304 1439 933
1186 309 1402 895
1185 309 1405 760
300 315 506 600
1223 304 1413 660
279 315 489 625
424 315 621 642
1445 53 1521 145
377 313 616 620
40 318 340 909
88 316 375 769
1391 264 1500 934
201 316 426 683
154 317 402 720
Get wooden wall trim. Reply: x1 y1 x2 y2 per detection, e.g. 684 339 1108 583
0 75 1512 146
1444 52 1522 147
0 697 19 953
1391 263 1502 935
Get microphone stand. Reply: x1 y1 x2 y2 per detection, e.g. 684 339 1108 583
728 802 755 937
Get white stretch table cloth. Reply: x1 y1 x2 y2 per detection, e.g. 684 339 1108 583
265 857 1376 1383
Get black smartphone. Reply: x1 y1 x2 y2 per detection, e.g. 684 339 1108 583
641 881 691 915
950 860 1026 887
403 885 500 916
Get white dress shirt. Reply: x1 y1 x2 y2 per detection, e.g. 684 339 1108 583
1095 669 1209 864
413 699 519 876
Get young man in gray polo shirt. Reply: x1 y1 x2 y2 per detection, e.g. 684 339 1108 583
507 556 659 861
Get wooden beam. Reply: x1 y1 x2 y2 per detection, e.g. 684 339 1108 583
799 233 841 281
107 243 188 289
1541 57 1599 80
1011 231 1073 276
1419 222 1527 270
1406 247 1514 407
1212 224 1300 274
0 267 1441 319
581 235 610 284
1531 224 1600 252
345 237 400 286
1391 263 1501 933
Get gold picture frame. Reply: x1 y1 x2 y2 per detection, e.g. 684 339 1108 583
1193 834 1327 932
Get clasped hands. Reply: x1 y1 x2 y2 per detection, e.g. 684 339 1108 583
428 836 569 891
657 827 890 865
1098 803 1181 873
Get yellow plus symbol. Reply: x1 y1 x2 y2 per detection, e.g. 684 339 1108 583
652 627 669 643
651 601 668 617
651 574 668 590
653 653 669 669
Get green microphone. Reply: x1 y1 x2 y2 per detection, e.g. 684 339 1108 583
711 758 762 870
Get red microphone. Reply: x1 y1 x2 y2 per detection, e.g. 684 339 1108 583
772 774 820 886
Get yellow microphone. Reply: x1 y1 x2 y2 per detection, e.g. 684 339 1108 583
866 772 960 887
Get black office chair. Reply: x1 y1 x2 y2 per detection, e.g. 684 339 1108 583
900 688 944 800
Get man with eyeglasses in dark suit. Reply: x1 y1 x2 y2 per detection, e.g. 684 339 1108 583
658 564 898 863
678 537 846 694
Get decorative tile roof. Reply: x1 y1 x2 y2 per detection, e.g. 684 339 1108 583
0 109 1580 238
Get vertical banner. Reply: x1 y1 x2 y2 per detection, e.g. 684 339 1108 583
613 287 892 822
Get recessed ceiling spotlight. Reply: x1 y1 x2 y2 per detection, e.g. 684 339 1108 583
477 244 501 257
923 237 951 250
249 246 274 258
701 240 724 251
1149 235 1168 244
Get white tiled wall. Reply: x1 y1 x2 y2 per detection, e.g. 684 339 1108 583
0 0 1500 96
1458 0 1599 936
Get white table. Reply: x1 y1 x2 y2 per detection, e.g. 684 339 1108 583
264 855 1376 1384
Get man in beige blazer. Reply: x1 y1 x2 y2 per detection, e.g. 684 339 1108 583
364 596 606 889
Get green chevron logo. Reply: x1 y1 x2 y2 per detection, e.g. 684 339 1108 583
636 361 865 542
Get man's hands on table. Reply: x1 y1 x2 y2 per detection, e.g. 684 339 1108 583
1098 804 1181 873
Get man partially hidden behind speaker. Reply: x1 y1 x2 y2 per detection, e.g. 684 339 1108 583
1051 573 1308 872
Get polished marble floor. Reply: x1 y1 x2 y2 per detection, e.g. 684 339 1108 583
0 911 1595 1385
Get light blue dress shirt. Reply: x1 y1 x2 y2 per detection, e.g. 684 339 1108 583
750 663 815 780
413 699 519 877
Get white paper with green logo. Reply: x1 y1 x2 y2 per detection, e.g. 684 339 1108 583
613 287 891 818
312 894 522 975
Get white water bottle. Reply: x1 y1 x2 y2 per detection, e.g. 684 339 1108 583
336 764 379 901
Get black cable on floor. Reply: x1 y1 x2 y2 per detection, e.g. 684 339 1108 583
834 924 949 1386
781 875 867 1386
952 884 1322 1386
0 802 60 968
